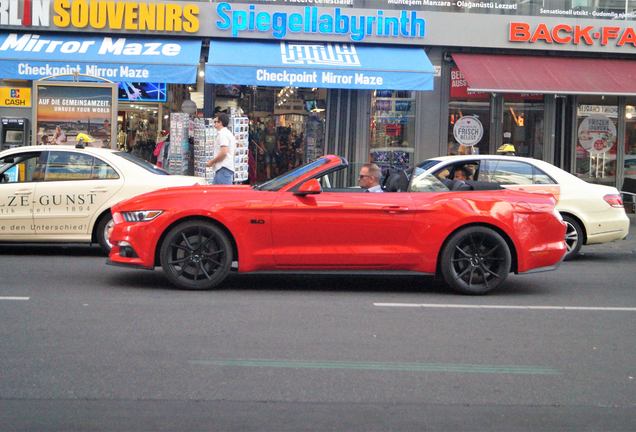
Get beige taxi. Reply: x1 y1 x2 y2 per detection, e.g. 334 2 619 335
417 155 630 260
0 145 205 253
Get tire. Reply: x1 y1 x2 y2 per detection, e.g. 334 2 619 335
160 220 232 290
96 212 114 255
440 226 512 295
562 214 583 261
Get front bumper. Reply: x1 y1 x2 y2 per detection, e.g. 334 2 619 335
108 221 162 269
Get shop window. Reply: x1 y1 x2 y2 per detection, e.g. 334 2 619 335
448 68 490 155
575 96 618 186
502 95 545 159
369 90 416 170
231 86 327 183
624 103 636 182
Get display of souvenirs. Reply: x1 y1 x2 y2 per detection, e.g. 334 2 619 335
230 115 249 183
304 113 325 162
370 148 413 171
370 90 415 170
193 118 217 182
167 113 192 176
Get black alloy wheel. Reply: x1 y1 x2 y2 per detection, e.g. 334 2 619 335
440 226 512 295
160 220 232 290
562 214 583 261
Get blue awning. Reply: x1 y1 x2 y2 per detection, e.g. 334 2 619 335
0 33 201 83
206 40 434 91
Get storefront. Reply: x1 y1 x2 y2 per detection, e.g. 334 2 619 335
204 38 433 180
1 0 636 194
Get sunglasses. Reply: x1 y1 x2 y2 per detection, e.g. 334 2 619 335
359 174 372 179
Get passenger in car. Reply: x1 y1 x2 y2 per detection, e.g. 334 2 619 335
452 166 473 181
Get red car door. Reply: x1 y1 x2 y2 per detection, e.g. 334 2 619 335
270 191 417 268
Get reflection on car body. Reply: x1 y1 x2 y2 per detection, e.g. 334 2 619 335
417 155 630 260
108 155 567 295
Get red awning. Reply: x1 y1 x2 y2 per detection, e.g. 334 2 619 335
452 53 636 96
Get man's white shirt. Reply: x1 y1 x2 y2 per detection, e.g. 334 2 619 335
213 127 236 172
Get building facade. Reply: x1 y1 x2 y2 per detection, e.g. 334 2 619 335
1 0 635 190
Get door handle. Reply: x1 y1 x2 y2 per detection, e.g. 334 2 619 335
89 187 109 193
14 189 32 196
382 206 409 214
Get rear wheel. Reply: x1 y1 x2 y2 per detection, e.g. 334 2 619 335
160 220 232 290
96 212 114 255
440 226 511 295
562 214 582 261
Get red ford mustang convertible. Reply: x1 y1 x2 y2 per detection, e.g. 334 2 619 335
108 155 566 295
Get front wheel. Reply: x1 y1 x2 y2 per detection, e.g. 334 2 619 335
440 226 512 295
160 220 232 290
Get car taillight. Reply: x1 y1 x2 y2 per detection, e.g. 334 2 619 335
603 194 624 208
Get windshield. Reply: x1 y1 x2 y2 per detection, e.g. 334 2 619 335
256 158 330 191
114 152 169 175
409 168 452 192
417 159 443 171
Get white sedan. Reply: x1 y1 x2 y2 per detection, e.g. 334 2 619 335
416 155 630 260
0 145 205 253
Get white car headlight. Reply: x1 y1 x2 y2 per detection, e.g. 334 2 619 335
121 210 163 222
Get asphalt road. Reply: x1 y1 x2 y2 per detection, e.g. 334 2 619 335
1 220 635 431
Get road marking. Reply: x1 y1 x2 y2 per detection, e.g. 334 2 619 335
189 359 559 375
373 303 636 312
0 297 29 301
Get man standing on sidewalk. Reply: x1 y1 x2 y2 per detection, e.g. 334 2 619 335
206 112 236 184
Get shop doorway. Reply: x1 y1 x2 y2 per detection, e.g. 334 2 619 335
214 85 327 183
117 103 163 163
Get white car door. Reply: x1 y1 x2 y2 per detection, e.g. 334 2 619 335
32 150 124 239
0 151 42 239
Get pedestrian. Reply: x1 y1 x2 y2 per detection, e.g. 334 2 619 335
206 112 236 184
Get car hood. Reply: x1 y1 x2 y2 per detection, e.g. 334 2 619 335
113 184 252 211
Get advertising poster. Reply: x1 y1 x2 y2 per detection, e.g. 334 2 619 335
34 83 116 148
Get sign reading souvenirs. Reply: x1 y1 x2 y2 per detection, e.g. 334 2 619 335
205 40 434 90
0 0 199 32
0 32 201 83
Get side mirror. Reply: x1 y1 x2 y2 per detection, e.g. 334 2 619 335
295 178 322 196
1 174 8 183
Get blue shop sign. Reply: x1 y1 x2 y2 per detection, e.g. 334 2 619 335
0 33 202 83
206 40 434 91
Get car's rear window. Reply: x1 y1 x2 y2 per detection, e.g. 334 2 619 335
114 152 169 175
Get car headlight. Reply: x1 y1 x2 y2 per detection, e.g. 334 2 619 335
121 210 163 222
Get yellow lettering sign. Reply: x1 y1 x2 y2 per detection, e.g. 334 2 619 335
0 88 32 108
52 0 199 33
